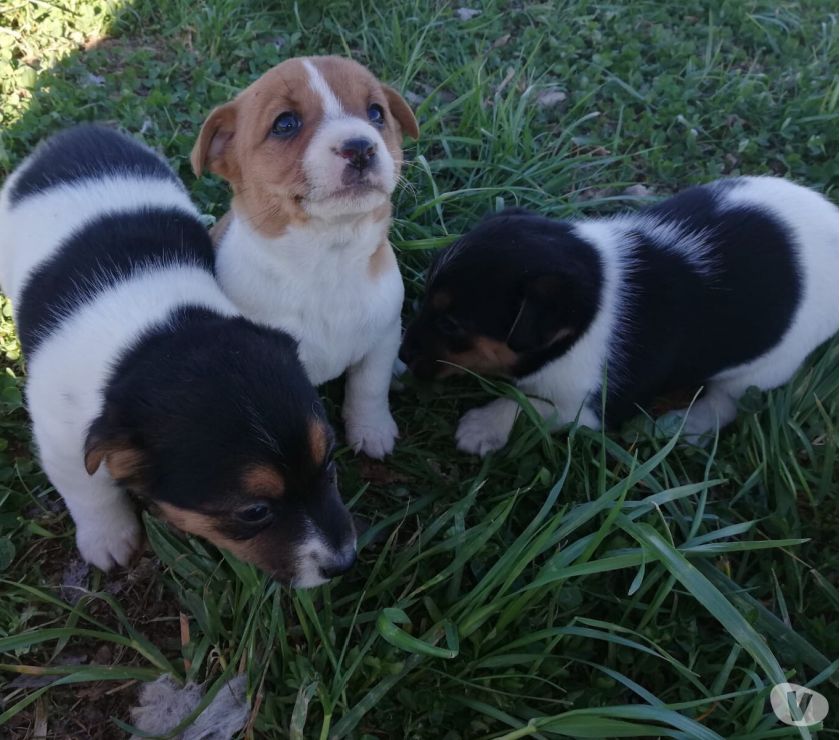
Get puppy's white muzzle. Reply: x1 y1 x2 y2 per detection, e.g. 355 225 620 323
303 117 395 219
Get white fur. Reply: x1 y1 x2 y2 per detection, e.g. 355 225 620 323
293 526 357 589
456 177 839 456
302 59 344 118
217 63 404 458
622 215 721 277
0 175 196 298
302 115 395 220
216 214 403 458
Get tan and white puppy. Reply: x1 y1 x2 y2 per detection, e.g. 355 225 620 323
192 56 419 458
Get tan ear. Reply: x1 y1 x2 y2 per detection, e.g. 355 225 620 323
191 102 238 179
84 426 147 482
383 85 419 140
84 437 107 476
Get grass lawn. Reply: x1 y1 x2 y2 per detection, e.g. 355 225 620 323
0 0 837 737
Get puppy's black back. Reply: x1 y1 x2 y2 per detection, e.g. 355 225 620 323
12 125 214 355
609 185 800 423
9 124 179 204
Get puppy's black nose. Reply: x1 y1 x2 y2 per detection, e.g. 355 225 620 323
319 548 357 579
339 138 376 171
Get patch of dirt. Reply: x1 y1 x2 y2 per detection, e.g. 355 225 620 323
4 553 182 740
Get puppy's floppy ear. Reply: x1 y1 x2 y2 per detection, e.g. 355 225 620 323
506 274 578 353
382 85 420 140
84 415 147 485
191 102 238 180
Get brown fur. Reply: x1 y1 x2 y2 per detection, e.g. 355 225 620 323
84 438 146 485
369 237 397 277
156 502 278 576
192 56 418 239
192 58 320 235
308 420 330 465
210 210 234 246
444 336 520 377
104 448 147 481
241 464 285 498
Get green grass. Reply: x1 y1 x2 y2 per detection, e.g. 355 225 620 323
0 0 837 737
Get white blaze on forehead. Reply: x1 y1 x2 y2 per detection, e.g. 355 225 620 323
303 59 344 119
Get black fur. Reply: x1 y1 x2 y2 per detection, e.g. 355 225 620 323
17 208 214 354
605 188 799 425
9 125 179 204
402 212 603 379
90 307 354 578
401 181 802 427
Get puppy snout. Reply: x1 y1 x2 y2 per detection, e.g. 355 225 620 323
339 137 376 171
319 548 357 579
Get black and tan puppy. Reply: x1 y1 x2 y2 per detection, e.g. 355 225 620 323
0 125 355 586
400 177 839 454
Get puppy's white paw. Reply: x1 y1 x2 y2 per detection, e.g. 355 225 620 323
455 401 517 456
345 411 399 459
75 508 142 571
661 390 738 448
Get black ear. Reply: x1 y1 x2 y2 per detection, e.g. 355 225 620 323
84 413 148 485
506 274 578 353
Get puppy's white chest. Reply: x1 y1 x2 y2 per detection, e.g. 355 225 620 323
216 218 403 385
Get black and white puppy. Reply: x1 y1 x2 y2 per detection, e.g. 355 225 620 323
0 125 356 586
400 177 839 455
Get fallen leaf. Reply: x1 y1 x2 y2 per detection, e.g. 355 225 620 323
33 697 48 740
359 458 410 485
405 90 425 107
83 72 105 87
536 89 567 108
624 183 652 197
455 7 480 21
60 558 90 605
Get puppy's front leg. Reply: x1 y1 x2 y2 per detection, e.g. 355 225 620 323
42 458 142 571
456 398 522 456
343 320 400 459
456 396 596 456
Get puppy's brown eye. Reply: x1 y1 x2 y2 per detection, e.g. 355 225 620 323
436 314 462 336
236 503 273 525
367 104 385 126
271 112 301 138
